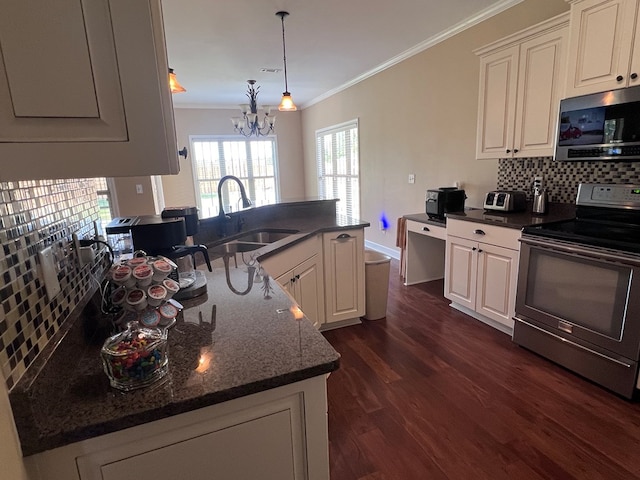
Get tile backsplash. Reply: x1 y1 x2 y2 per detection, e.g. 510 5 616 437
0 179 103 391
498 157 640 203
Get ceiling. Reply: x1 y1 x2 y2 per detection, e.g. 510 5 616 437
162 0 522 109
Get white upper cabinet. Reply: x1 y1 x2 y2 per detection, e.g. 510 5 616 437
565 0 640 96
0 0 179 180
475 13 569 159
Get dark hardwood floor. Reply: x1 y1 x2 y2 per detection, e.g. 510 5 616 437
322 259 640 480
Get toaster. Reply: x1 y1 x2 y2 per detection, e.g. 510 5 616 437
483 190 527 212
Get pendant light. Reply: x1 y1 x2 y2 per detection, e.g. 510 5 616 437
169 68 186 93
276 11 297 111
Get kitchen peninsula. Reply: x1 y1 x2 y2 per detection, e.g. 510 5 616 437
10 200 368 480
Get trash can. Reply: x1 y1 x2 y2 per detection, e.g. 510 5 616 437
364 250 391 320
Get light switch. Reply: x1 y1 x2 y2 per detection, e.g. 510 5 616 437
408 174 415 184
136 184 144 194
39 246 61 299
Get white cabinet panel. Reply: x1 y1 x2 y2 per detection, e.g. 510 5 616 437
565 0 640 96
0 0 178 180
100 410 296 480
475 13 568 159
322 230 365 325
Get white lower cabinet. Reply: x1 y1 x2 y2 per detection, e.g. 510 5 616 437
444 219 520 333
260 235 325 329
25 376 330 480
275 254 324 328
322 230 365 328
260 229 365 330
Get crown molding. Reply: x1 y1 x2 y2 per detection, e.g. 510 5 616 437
302 0 524 109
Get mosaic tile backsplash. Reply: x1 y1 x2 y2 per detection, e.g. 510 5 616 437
498 157 640 203
0 179 104 391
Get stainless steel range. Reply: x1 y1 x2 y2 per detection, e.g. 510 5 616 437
513 183 640 398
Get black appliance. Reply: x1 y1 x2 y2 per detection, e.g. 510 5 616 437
513 183 640 398
106 208 212 300
425 187 466 220
555 85 640 161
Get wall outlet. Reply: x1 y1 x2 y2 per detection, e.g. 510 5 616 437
136 184 144 194
72 232 84 267
38 246 61 299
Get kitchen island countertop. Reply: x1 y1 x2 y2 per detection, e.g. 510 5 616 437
9 205 371 457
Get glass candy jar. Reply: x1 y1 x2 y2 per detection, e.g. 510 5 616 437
101 322 168 391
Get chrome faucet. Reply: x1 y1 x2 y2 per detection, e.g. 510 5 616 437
217 175 253 218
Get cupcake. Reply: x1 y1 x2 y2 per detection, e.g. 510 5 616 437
132 264 154 288
147 284 167 307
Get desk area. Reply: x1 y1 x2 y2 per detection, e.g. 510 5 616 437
402 213 446 286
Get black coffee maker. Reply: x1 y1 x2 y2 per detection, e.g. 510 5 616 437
129 207 211 300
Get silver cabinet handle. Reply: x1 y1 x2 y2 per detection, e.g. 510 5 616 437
337 233 351 239
474 229 485 235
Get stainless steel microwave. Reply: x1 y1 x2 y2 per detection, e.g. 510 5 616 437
554 85 640 161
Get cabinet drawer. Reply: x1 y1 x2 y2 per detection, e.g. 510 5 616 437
259 235 321 280
406 219 446 240
447 218 520 250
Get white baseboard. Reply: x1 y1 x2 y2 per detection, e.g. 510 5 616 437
364 240 400 260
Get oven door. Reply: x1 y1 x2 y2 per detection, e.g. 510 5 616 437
516 236 640 361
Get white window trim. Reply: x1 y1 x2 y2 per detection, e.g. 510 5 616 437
315 119 360 219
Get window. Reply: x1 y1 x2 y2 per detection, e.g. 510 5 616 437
191 136 279 218
316 120 360 219
94 177 114 233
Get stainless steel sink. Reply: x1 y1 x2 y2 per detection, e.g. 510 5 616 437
234 229 299 244
210 242 266 256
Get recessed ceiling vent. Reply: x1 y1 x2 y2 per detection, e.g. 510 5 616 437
260 68 282 73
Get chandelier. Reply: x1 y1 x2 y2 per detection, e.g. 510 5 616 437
231 80 276 137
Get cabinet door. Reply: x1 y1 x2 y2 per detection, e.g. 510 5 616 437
0 0 178 180
476 243 519 328
293 255 324 328
476 45 520 159
513 26 568 158
565 0 639 96
323 230 365 324
444 236 477 310
99 410 297 480
275 269 295 296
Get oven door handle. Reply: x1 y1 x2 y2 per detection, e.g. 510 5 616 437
514 317 633 368
520 236 640 266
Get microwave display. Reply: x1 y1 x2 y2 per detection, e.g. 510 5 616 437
558 103 640 146
555 85 640 161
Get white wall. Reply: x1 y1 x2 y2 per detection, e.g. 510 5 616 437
300 0 569 252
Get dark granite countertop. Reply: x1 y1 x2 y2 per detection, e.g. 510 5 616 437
405 203 576 230
10 266 340 456
10 203 367 457
446 203 576 229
